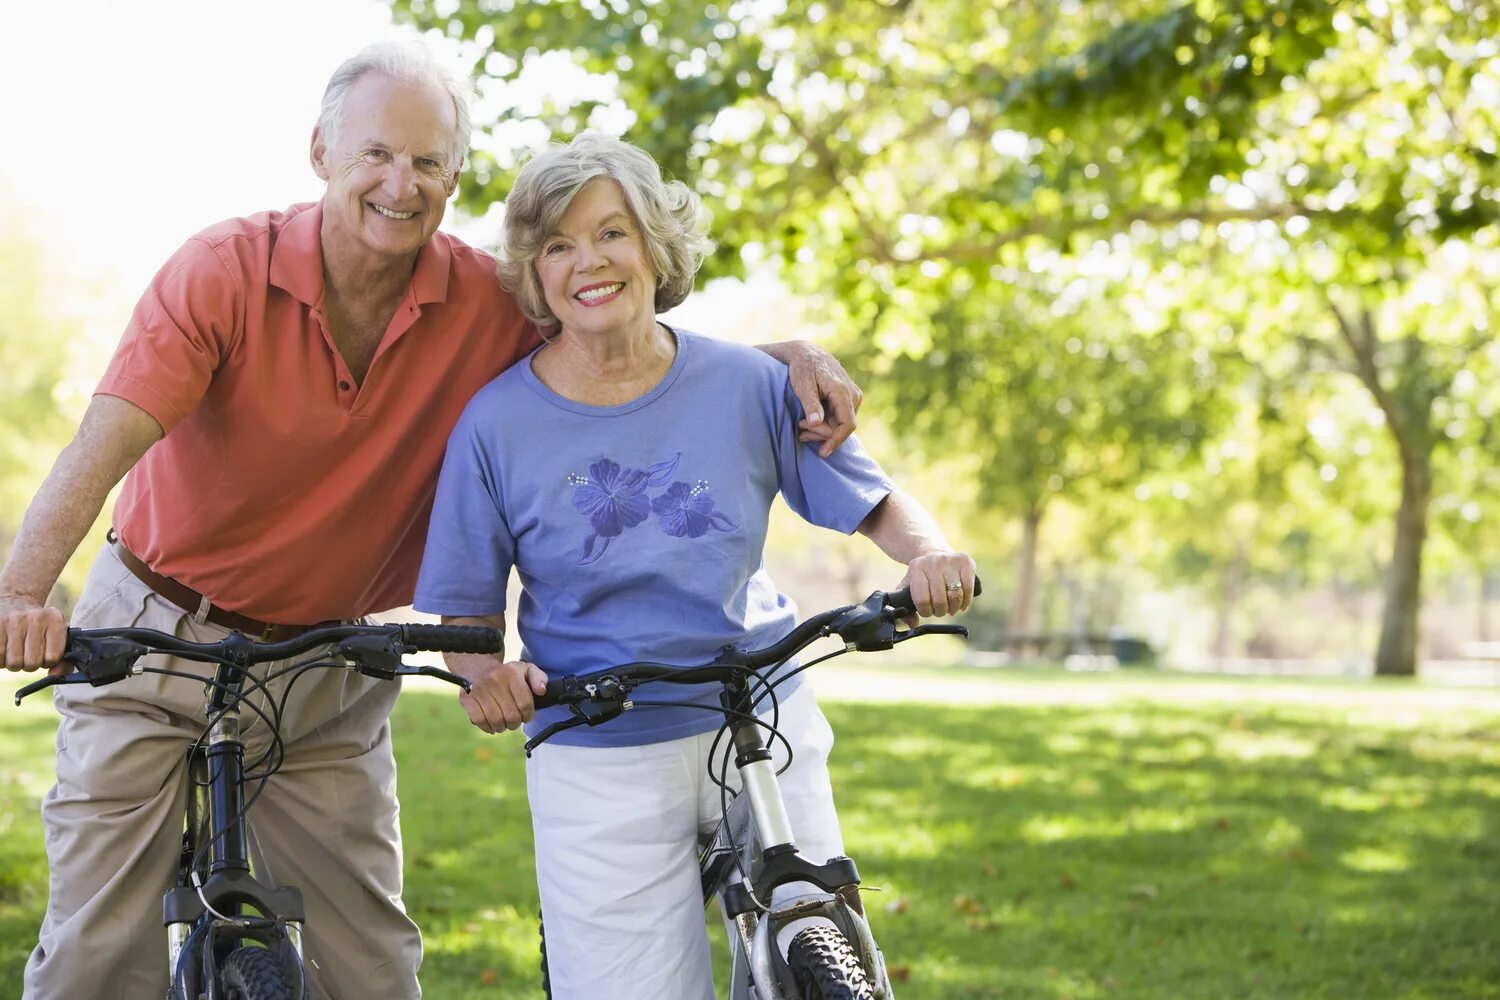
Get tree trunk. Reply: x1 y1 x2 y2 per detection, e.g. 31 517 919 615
1063 572 1086 656
1211 548 1247 664
1009 505 1043 638
1373 456 1431 677
1326 301 1439 679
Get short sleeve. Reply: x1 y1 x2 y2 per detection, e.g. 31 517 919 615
95 236 241 433
414 408 517 616
773 377 893 534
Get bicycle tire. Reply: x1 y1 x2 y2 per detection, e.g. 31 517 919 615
539 913 553 999
787 924 876 1000
221 945 294 1000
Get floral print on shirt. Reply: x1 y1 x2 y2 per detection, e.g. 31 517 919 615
567 454 736 563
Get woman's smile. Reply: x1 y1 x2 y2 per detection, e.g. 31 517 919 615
574 281 625 305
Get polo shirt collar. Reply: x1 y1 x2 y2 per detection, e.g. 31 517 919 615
268 203 325 307
410 227 452 307
269 201 454 307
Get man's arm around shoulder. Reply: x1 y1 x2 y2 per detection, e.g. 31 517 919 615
755 341 865 458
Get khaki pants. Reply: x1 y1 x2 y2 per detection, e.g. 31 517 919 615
23 545 421 1000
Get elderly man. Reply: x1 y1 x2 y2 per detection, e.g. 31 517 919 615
0 42 860 999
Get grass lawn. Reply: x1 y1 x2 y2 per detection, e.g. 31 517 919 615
2 667 1498 998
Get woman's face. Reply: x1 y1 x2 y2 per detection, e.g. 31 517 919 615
535 177 657 339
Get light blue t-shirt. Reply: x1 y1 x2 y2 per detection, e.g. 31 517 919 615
414 328 894 747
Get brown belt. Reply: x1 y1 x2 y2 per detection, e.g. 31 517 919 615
109 535 325 643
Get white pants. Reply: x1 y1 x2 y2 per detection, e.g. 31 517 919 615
527 685 845 1000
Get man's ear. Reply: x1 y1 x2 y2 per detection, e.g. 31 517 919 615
310 126 331 181
446 155 464 197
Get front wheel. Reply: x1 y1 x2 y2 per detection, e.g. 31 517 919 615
220 946 294 1000
787 924 876 1000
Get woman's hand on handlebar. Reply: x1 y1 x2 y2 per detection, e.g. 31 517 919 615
898 550 979 625
450 654 548 734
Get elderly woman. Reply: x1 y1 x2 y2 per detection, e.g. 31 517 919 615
414 133 976 999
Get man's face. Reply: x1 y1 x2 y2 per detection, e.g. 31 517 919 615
311 73 460 266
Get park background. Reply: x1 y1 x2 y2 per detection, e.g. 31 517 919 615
1 0 1497 997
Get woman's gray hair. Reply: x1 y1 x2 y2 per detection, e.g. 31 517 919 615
499 133 714 331
318 42 472 171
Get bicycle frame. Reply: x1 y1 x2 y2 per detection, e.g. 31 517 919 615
165 653 306 998
701 674 894 1000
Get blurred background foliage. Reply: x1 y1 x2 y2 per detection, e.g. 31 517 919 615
0 196 101 608
383 0 1500 677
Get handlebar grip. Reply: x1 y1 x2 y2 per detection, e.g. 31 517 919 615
885 576 983 616
400 624 503 654
884 589 916 616
533 685 562 711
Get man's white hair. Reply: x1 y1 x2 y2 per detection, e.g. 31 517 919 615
318 41 473 170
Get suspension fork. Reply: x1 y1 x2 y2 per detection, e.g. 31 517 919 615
720 674 787 994
721 674 797 853
167 649 254 980
201 653 253 877
164 637 309 994
719 679 867 918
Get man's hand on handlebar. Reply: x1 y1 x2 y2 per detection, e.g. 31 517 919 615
0 595 68 674
450 655 548 734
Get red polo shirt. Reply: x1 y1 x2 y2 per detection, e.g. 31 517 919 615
99 202 540 623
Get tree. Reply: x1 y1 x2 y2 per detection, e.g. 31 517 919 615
870 254 1230 634
983 0 1500 674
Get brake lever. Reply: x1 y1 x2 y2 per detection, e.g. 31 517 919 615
894 624 970 642
14 672 91 705
523 715 588 756
523 700 628 757
14 634 156 705
397 664 472 693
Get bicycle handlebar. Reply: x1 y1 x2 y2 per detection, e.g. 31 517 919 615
532 579 982 713
13 622 502 705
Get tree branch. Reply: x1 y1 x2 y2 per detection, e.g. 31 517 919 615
1456 326 1500 366
1326 296 1421 467
773 96 902 262
1292 332 1355 377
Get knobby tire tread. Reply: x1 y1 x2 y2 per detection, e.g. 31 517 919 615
221 946 294 1000
539 914 553 999
787 924 876 1000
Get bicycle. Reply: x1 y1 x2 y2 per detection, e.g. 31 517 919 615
15 621 499 1000
525 581 980 1000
